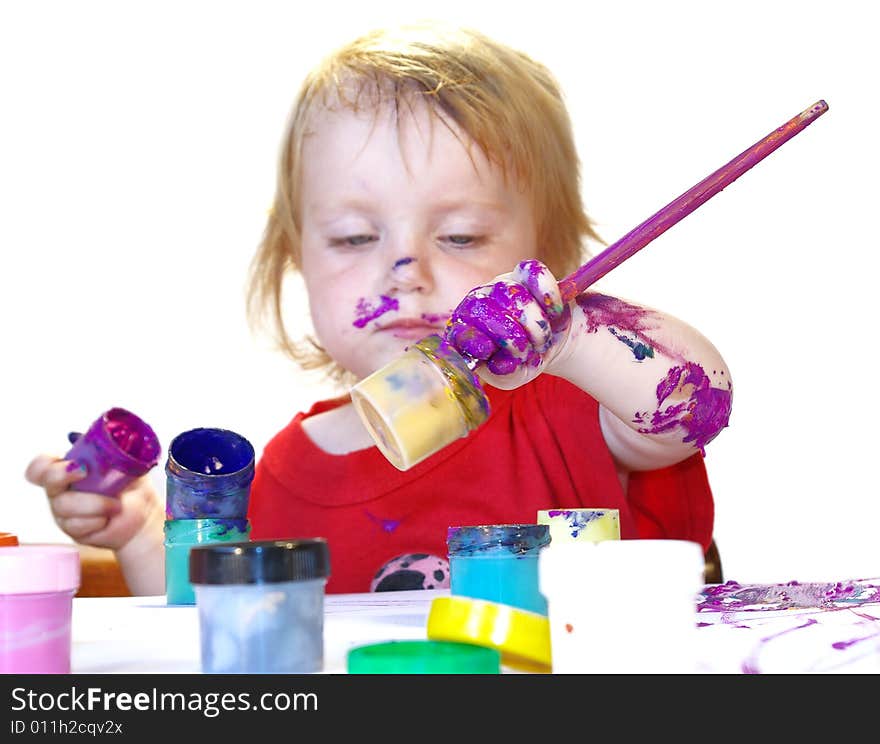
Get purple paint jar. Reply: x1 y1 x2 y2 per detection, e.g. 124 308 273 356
0 545 80 673
165 428 255 519
66 407 161 497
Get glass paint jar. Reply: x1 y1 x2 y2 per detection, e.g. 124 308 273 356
447 524 550 616
351 334 489 471
0 544 80 673
189 539 331 674
536 508 621 543
165 427 255 519
66 407 161 497
163 518 251 605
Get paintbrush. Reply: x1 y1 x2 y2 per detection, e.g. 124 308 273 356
554 99 828 305
352 100 829 470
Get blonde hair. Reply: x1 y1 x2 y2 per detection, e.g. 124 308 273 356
247 23 602 382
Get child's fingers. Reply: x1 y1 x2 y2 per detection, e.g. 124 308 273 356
50 489 121 521
450 284 532 362
514 260 563 319
24 454 87 498
56 515 110 540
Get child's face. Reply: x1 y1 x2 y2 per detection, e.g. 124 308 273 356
299 98 539 380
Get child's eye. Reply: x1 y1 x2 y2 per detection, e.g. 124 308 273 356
443 234 481 247
330 235 377 247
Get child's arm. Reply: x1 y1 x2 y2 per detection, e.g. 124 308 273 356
24 455 166 594
447 260 732 471
549 292 732 470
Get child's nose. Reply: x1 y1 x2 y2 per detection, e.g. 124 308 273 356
387 254 434 294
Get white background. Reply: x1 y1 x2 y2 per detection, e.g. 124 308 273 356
2 0 876 584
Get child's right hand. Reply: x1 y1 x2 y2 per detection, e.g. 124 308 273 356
446 259 573 390
24 454 163 552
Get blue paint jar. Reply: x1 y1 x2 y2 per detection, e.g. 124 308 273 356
446 524 550 615
189 539 331 674
163 518 251 605
165 428 255 519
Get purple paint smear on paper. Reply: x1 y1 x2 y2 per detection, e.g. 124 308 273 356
633 362 732 453
698 579 879 613
696 578 880 673
353 295 399 328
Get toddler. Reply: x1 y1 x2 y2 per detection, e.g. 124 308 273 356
26 24 731 594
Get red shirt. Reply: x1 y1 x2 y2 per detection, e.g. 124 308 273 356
248 374 714 594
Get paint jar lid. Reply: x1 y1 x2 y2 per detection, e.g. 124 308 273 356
426 595 552 672
189 539 331 585
447 524 550 555
347 640 500 674
0 544 80 594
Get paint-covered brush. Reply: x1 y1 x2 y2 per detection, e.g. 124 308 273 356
351 100 829 471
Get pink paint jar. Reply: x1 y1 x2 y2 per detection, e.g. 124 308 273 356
0 545 80 674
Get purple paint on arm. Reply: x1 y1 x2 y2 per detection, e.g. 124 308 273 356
353 295 400 328
633 362 732 453
576 293 677 360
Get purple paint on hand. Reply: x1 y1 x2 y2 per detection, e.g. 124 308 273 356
353 295 400 328
633 362 732 453
445 260 564 375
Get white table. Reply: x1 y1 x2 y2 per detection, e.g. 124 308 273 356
71 582 880 674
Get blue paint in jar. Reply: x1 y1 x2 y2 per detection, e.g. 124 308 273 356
446 524 550 615
165 428 255 519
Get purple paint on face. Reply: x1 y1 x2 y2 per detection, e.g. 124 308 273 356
421 311 450 325
392 257 415 270
353 295 399 328
632 362 732 453
576 293 678 360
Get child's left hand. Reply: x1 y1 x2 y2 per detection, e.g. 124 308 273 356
445 259 572 389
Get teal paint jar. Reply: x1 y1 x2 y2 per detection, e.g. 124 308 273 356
164 518 250 605
446 524 551 615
